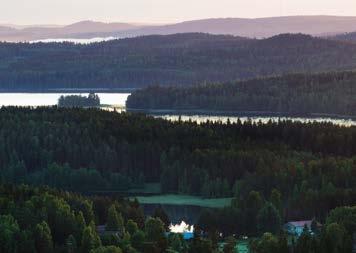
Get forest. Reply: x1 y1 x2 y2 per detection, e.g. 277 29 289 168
58 93 101 108
0 183 173 253
1 33 356 90
0 107 356 252
127 71 356 116
331 32 356 43
2 183 353 253
1 108 356 214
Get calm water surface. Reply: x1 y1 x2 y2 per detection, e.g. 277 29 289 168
0 93 130 107
1 93 356 127
156 114 356 127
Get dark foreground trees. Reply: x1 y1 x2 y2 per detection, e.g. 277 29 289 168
1 107 356 222
0 184 174 253
0 184 143 252
0 107 355 252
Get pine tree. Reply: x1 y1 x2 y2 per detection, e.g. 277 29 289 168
34 221 54 253
66 234 77 253
106 205 124 233
81 225 101 253
126 219 138 236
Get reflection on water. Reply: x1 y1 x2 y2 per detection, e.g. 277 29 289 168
0 93 130 107
156 114 356 127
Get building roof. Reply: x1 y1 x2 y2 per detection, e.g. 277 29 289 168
286 220 313 228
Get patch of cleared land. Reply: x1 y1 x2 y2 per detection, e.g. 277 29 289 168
133 194 233 208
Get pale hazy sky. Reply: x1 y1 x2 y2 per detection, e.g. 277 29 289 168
2 0 356 25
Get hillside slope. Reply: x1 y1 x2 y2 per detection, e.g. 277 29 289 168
127 71 356 116
119 16 356 38
1 33 356 90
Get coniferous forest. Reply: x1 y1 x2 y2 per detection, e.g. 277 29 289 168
127 71 356 116
58 93 100 108
1 33 356 90
0 107 356 252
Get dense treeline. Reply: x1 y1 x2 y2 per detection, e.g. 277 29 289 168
195 205 356 253
1 33 356 89
1 183 355 253
1 108 356 252
0 183 192 253
1 107 356 223
0 183 136 252
58 93 100 108
330 32 356 43
127 71 356 116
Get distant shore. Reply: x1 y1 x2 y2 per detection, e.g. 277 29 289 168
127 108 356 120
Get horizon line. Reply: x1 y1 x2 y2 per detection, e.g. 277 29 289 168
3 14 356 28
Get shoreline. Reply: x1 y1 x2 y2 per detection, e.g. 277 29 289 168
127 108 356 121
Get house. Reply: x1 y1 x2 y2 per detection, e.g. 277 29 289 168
284 220 318 237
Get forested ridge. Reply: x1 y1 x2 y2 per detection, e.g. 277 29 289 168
1 33 356 89
1 108 356 218
1 108 356 252
127 71 356 116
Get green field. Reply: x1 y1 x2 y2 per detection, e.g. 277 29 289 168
133 194 233 208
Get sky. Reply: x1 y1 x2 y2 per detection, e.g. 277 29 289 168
2 0 356 25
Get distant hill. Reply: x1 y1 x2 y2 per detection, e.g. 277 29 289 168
3 16 356 42
119 16 356 39
127 71 356 116
0 21 142 42
1 33 356 90
0 26 16 33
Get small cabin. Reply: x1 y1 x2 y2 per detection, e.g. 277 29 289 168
284 220 315 237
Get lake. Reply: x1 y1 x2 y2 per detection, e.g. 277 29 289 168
157 114 356 127
2 93 356 127
0 93 130 107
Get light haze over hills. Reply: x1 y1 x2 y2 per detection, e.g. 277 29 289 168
124 16 356 38
0 21 142 42
2 16 356 42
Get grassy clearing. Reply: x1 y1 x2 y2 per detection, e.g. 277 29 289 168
132 194 233 208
